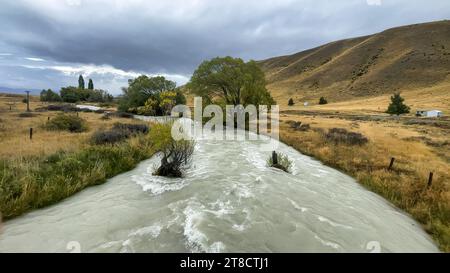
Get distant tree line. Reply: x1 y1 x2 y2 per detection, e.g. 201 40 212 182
40 75 113 103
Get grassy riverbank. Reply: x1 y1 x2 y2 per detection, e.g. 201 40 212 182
279 109 450 251
0 137 157 219
0 94 159 220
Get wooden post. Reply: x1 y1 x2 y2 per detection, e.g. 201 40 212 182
427 172 433 189
388 157 395 171
272 151 278 165
25 91 30 112
48 116 50 121
29 128 33 140
9 105 12 111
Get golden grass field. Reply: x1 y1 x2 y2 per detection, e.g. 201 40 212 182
274 86 450 251
0 93 160 220
262 23 450 250
0 94 144 159
1 89 449 250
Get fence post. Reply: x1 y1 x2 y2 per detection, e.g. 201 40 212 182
388 157 395 171
25 91 30 112
427 172 433 189
29 128 33 140
272 151 278 165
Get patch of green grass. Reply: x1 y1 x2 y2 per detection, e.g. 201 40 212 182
0 134 156 219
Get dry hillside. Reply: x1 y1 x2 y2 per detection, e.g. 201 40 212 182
259 20 450 106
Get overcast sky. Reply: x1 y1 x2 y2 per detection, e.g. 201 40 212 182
1 0 449 95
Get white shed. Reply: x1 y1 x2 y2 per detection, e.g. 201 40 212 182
416 110 443 117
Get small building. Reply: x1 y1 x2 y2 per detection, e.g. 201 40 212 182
416 110 443 118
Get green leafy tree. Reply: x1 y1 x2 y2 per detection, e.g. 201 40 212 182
60 86 80 103
78 75 85 90
188 56 274 107
319 97 328 105
118 75 177 113
159 91 178 115
88 79 94 90
386 93 410 115
136 90 185 116
174 88 187 105
40 89 62 102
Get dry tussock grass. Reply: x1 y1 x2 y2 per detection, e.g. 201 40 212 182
280 114 450 251
0 96 144 159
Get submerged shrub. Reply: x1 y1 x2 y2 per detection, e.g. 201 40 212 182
110 112 134 119
324 128 368 145
150 123 195 178
267 151 293 173
44 114 88 132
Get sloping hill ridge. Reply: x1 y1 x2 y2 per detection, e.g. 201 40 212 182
259 20 450 103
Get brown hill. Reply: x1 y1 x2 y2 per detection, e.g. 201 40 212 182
259 20 450 105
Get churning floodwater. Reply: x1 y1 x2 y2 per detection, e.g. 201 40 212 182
0 118 439 253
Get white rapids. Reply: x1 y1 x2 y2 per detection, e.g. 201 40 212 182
0 118 439 253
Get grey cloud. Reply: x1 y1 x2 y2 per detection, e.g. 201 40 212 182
0 0 449 93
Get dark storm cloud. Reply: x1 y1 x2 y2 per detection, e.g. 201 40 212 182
1 0 449 93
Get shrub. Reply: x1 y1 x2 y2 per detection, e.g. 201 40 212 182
112 123 149 134
150 123 195 177
91 129 130 145
18 112 36 118
386 93 410 115
100 114 111 120
319 97 328 105
46 104 78 112
108 112 134 119
99 102 114 108
288 121 310 131
324 128 368 145
288 98 294 106
44 114 88 132
267 151 292 173
91 123 149 145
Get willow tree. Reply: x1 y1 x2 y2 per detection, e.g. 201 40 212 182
118 75 178 113
188 56 274 107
